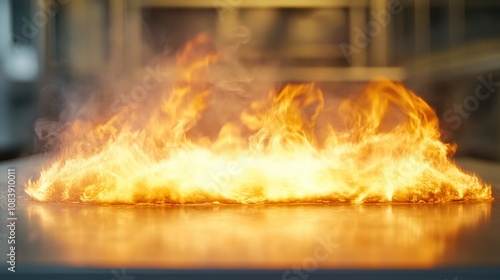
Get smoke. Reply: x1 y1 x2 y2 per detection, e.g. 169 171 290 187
33 32 282 153
34 118 61 151
32 24 380 156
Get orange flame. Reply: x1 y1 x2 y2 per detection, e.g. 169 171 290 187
26 34 492 204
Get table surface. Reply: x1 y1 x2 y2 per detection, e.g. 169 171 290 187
0 155 499 272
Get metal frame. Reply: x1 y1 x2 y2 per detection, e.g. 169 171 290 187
111 0 405 81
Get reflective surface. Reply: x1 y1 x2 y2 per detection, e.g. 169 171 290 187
0 156 499 270
18 201 497 269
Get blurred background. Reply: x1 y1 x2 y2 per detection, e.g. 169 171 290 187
0 0 499 162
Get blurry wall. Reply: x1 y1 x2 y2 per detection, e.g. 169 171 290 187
1 0 499 161
0 0 41 160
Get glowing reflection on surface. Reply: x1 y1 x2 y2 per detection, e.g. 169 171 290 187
23 202 492 268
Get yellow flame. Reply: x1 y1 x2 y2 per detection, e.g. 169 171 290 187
26 34 492 204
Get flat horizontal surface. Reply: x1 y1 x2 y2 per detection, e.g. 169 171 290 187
0 155 499 272
3 269 500 280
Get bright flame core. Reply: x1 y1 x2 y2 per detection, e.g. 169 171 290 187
26 34 492 204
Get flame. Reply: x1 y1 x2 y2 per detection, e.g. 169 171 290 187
26 34 492 204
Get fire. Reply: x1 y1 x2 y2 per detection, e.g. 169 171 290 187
26 34 492 204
